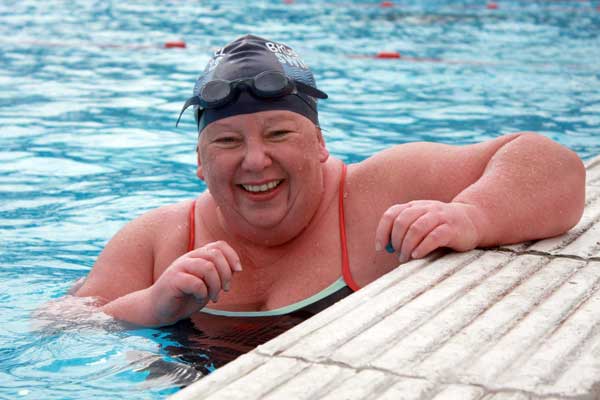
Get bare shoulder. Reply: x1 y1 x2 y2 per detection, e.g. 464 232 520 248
75 199 195 301
112 199 194 253
142 199 194 237
346 133 530 205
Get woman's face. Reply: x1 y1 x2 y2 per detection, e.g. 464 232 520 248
197 110 329 243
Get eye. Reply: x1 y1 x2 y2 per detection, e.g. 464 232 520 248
212 135 241 147
268 130 293 140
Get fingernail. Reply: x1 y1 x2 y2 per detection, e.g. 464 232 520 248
224 281 230 292
398 253 406 263
211 294 219 303
234 261 243 272
376 241 382 252
386 242 395 254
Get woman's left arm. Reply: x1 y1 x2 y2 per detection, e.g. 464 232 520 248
372 132 586 262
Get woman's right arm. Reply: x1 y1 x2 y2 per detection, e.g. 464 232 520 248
74 206 242 327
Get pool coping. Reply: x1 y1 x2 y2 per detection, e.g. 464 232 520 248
171 154 600 400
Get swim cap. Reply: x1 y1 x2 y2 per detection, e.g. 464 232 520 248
179 34 328 133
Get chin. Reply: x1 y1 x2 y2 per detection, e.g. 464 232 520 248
244 213 286 230
220 204 282 229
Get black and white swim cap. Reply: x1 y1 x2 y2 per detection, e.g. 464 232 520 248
189 35 328 133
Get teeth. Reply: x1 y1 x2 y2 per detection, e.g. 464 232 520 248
242 180 281 193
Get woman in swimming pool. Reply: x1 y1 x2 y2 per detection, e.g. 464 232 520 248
74 35 585 328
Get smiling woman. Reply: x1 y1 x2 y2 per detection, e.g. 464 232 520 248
71 34 584 330
2 2 597 398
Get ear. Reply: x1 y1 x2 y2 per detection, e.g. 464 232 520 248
316 127 329 163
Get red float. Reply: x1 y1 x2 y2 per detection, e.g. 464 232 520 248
375 51 401 59
164 41 187 49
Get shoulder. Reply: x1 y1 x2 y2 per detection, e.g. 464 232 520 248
143 199 199 250
104 199 197 265
346 134 526 204
75 199 197 299
116 199 193 242
142 199 194 227
349 135 519 180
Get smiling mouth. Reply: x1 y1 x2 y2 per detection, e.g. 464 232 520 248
240 180 283 193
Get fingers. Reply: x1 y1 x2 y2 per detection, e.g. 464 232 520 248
390 207 428 260
375 204 409 251
174 272 208 304
377 203 431 259
411 224 452 259
182 258 223 302
191 248 232 293
398 213 443 263
186 241 242 295
377 201 455 263
197 241 243 273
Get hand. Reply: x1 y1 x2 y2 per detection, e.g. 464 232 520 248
375 200 482 263
147 241 242 326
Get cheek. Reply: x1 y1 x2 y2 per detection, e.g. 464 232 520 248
203 154 236 195
199 149 219 175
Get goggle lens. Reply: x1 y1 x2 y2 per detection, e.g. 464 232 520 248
201 80 233 104
200 71 291 107
253 71 290 97
176 71 327 128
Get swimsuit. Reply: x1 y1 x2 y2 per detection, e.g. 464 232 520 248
186 163 359 317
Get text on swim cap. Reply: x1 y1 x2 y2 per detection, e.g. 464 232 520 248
265 42 296 56
204 47 226 72
265 42 308 70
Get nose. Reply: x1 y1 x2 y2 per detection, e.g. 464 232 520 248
241 137 272 172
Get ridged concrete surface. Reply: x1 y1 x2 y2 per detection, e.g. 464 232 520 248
172 155 600 400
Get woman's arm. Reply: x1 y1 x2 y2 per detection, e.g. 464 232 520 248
364 132 585 261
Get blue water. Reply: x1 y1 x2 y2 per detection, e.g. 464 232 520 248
1 0 599 398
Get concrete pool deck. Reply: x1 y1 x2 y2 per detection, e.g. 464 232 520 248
172 155 600 400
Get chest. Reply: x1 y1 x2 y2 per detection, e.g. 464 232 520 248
216 211 348 311
151 199 348 310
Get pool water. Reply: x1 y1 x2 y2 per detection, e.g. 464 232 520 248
1 0 598 398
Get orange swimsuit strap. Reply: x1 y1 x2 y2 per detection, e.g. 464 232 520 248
338 163 359 291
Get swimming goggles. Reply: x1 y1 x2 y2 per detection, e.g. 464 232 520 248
176 71 328 126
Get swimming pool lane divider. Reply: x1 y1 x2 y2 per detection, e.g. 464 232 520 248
4 39 591 72
282 0 600 12
348 52 500 65
0 39 187 50
4 39 594 73
0 38 471 64
0 39 493 67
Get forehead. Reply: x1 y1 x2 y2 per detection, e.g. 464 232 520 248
202 110 309 135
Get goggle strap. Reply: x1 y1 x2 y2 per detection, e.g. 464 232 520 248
294 93 318 114
175 96 202 127
295 81 328 99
